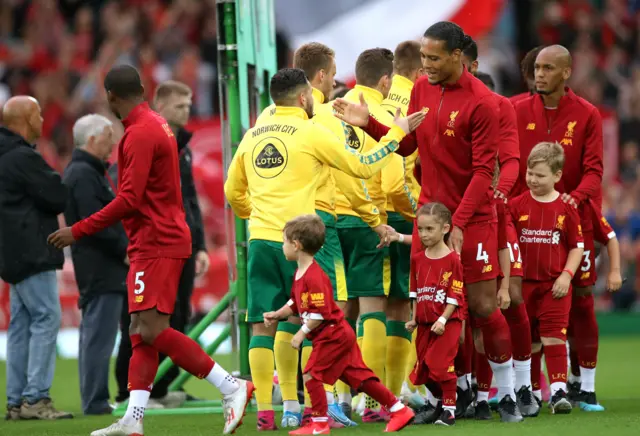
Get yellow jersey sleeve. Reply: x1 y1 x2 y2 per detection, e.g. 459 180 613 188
223 143 252 219
333 171 381 227
381 154 417 220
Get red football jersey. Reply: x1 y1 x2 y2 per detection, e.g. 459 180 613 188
410 250 465 324
509 192 584 281
287 261 344 341
589 199 616 245
72 102 191 260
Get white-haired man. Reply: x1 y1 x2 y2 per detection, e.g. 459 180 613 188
63 114 129 415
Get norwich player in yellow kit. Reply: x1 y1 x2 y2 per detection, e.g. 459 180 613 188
380 40 426 408
224 68 425 431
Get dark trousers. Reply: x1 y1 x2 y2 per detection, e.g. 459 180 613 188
79 293 124 413
115 254 197 401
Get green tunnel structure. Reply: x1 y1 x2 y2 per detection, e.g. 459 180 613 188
113 0 277 417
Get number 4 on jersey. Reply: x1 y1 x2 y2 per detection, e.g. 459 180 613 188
476 243 489 264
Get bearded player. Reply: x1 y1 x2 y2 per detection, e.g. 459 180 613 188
512 45 604 411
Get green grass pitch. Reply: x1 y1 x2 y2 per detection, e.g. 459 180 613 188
1 337 640 435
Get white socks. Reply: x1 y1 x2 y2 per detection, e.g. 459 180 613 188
284 400 301 414
514 359 532 391
532 390 542 401
489 358 515 400
568 372 581 385
337 393 352 405
389 401 404 413
457 375 469 391
426 388 438 407
477 391 489 403
122 390 150 425
550 382 566 396
205 363 240 396
580 367 596 392
326 391 335 405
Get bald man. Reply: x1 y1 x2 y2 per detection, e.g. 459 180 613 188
0 96 72 420
512 45 605 413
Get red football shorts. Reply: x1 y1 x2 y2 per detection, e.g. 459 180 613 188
127 257 186 315
506 224 523 278
461 221 500 284
304 319 378 388
573 231 596 288
410 319 462 385
522 280 571 342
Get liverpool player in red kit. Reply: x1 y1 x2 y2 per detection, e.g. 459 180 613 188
48 66 253 436
512 45 604 410
333 22 521 423
263 215 414 435
405 203 466 427
509 142 584 415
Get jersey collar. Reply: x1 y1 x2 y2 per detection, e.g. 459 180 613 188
273 106 310 120
352 84 384 105
534 86 576 111
391 74 414 92
311 87 325 104
122 102 150 128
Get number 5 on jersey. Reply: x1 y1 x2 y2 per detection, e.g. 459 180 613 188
135 271 145 294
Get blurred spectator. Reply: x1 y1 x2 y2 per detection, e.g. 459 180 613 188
0 96 71 420
63 114 128 415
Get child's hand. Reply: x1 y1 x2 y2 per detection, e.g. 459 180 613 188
263 311 279 327
607 269 622 292
291 330 305 350
552 272 571 298
497 285 511 310
405 319 417 333
431 321 445 335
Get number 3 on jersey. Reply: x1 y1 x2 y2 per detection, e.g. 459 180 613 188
476 243 489 264
580 250 591 272
134 271 145 294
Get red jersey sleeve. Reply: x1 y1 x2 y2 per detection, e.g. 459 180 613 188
566 204 585 251
452 97 499 230
72 127 154 239
589 199 616 245
287 292 299 315
303 268 334 320
447 256 465 308
497 201 508 250
570 108 603 205
496 98 520 196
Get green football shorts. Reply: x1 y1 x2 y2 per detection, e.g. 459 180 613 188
314 210 348 302
387 212 413 300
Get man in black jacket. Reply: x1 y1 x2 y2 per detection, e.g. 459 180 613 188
0 96 72 420
111 81 210 408
63 114 129 415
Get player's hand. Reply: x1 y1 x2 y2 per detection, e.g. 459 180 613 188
263 311 279 328
332 93 370 127
448 226 464 254
124 256 130 266
291 330 305 350
47 227 75 249
606 269 623 292
561 193 578 209
393 108 426 134
405 319 417 333
494 189 507 203
431 321 445 335
195 250 210 277
497 285 511 310
373 224 391 248
552 272 572 298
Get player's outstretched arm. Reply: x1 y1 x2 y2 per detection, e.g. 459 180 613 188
223 148 252 219
495 98 520 199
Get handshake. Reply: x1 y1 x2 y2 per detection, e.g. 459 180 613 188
373 224 410 249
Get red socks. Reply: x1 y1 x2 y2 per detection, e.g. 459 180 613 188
441 379 456 409
306 378 328 418
454 322 473 377
474 351 493 394
531 350 542 390
543 344 568 385
129 333 159 391
360 379 397 410
503 303 532 361
152 328 215 379
570 294 599 368
479 309 512 364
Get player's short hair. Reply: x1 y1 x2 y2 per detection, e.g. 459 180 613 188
269 68 309 105
293 43 335 80
423 21 474 54
104 65 144 99
72 114 113 148
355 48 394 88
284 214 325 255
462 39 478 62
417 202 452 227
154 80 192 105
521 46 544 81
527 141 565 173
394 40 422 77
475 72 495 91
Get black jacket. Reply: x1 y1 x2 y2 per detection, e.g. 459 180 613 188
0 127 68 284
108 127 206 253
64 149 128 308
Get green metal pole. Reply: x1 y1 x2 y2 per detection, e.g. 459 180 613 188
220 0 250 377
